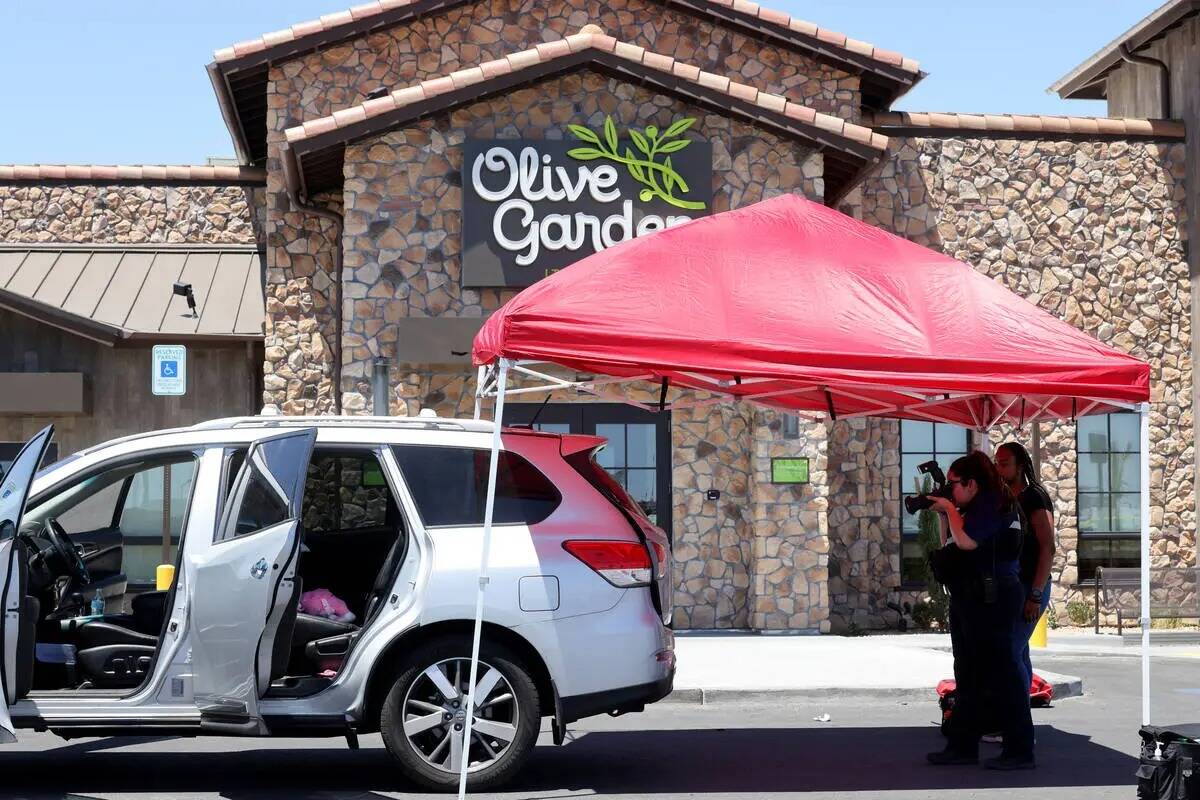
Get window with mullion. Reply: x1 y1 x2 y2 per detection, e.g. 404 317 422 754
1077 412 1141 581
899 420 968 585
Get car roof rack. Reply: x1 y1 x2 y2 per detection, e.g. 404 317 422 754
188 415 495 434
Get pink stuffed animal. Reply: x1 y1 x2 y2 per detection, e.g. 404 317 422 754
299 588 356 624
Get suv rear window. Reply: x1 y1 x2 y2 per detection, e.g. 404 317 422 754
392 445 560 527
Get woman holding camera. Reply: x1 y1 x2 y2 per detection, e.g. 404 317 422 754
926 451 1035 770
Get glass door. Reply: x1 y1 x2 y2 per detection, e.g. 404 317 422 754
507 403 672 539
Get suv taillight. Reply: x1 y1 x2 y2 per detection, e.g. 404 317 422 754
563 540 652 588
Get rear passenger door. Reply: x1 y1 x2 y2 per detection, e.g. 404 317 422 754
189 429 315 734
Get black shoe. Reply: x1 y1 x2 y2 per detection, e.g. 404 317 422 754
927 749 978 766
984 754 1035 771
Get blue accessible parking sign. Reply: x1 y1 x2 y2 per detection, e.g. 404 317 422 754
152 345 187 396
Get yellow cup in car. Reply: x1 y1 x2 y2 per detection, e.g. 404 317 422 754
156 564 176 591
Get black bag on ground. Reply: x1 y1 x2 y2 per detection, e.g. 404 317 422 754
1138 724 1200 799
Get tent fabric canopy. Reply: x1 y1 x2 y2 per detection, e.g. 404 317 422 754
473 194 1149 428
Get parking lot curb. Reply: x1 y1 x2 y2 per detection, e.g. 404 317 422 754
663 673 1083 705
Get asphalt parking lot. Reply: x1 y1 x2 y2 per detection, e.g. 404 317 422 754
5 652 1198 800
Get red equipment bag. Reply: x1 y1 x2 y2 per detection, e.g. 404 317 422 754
938 674 1053 735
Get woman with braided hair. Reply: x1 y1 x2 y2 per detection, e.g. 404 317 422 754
996 441 1056 688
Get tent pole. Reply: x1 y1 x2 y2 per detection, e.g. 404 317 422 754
459 358 509 799
1140 401 1152 727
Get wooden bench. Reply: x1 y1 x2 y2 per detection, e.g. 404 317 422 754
1095 566 1200 634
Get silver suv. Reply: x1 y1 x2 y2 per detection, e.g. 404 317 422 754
0 416 674 791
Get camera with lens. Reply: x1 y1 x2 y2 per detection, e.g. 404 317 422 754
903 460 953 515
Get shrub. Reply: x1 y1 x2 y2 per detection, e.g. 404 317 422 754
1067 600 1094 627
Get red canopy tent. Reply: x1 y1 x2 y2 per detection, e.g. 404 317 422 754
456 193 1153 796
474 193 1149 427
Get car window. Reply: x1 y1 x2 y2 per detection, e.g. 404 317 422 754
120 461 198 583
55 478 124 534
227 466 291 539
392 445 560 527
303 451 396 533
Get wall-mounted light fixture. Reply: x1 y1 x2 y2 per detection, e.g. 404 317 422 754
172 282 197 318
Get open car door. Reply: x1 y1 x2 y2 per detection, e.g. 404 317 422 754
189 428 315 735
0 426 54 744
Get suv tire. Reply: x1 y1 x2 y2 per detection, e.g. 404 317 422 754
380 636 540 792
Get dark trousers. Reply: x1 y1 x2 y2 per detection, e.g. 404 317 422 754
946 575 1035 760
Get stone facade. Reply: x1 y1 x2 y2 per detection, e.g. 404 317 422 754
239 1 1194 632
262 0 855 420
0 184 264 244
837 136 1191 627
321 67 826 629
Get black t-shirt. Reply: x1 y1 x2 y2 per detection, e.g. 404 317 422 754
961 490 1022 578
1017 483 1054 588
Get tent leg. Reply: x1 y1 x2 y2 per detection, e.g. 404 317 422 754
1140 402 1151 728
458 358 509 799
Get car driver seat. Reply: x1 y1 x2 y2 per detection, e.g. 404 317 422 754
72 590 169 689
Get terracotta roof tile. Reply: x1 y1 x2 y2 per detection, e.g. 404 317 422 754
725 80 759 103
350 2 383 21
479 57 512 79
332 104 369 127
672 61 701 81
867 111 1185 139
756 91 787 115
788 18 818 37
361 94 399 117
281 31 888 157
757 6 789 26
815 28 847 47
812 114 846 137
697 70 730 93
783 101 816 124
535 39 572 60
0 165 267 183
213 0 919 78
641 50 675 72
449 66 486 90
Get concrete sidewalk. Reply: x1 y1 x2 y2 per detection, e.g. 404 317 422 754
667 632 1083 704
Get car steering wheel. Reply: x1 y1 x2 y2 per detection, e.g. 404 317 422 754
43 517 90 586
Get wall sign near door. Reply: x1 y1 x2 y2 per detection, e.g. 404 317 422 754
771 457 810 484
462 116 713 287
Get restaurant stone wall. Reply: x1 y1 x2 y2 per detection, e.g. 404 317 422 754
841 135 1191 626
261 0 858 420
328 67 826 629
0 184 264 244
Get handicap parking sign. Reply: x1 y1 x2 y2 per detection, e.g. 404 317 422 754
152 345 187 396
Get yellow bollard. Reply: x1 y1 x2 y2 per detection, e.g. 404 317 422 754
156 564 176 591
1030 610 1049 649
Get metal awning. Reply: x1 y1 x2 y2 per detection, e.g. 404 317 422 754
0 244 265 346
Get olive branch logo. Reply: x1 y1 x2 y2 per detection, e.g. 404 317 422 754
566 116 705 211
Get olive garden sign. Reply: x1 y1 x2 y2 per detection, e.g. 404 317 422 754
462 116 712 287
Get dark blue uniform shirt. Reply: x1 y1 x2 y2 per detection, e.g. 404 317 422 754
961 490 1021 578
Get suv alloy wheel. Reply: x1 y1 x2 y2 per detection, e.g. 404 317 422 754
380 637 540 792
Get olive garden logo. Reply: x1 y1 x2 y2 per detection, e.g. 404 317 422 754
462 116 713 287
566 117 706 211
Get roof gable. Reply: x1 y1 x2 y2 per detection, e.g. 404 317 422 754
209 0 920 164
279 28 887 205
1050 0 1200 99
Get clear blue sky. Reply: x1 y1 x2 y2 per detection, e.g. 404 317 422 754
0 1 1162 164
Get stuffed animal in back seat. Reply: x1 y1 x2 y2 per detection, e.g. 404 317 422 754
299 588 356 624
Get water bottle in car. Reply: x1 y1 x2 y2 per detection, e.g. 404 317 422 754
90 593 104 617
